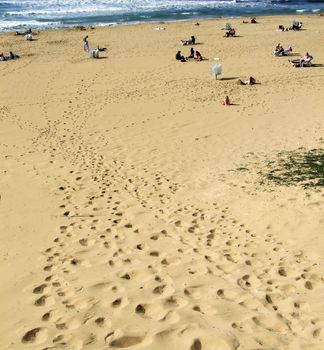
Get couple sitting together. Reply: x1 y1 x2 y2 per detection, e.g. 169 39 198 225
273 43 292 56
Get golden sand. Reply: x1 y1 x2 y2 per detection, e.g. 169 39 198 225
1 14 324 350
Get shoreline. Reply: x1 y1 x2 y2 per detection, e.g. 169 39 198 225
1 11 323 33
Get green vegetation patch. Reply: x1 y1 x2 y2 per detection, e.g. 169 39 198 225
259 148 324 189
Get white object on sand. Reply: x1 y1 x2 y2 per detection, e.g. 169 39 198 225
153 27 165 30
211 63 222 79
90 49 99 58
214 57 220 61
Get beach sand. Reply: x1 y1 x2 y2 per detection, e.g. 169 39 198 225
1 14 324 350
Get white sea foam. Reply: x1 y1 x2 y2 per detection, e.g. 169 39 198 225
0 19 58 30
1 0 323 31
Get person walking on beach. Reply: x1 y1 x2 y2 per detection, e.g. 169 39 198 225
83 35 90 52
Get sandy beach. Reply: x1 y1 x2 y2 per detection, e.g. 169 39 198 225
1 14 324 350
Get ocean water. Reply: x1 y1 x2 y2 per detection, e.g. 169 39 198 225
0 0 323 31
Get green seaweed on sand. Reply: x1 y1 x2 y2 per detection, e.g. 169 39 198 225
259 148 324 189
235 147 324 190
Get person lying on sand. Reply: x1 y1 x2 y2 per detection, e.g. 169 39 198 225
0 51 20 61
16 28 32 36
289 52 313 67
237 76 257 85
9 51 19 59
181 35 196 46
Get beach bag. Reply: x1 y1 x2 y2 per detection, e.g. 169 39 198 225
25 33 33 41
90 49 99 58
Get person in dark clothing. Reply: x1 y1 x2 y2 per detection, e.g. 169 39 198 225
191 35 196 45
188 47 194 59
225 28 236 37
9 51 19 59
176 51 186 62
195 50 202 61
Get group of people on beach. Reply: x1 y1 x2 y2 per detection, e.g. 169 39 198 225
278 21 303 32
176 48 203 62
177 35 205 62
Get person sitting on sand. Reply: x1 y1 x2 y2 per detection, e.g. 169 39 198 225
83 35 90 52
176 50 186 62
225 28 236 37
273 43 285 56
245 76 256 85
302 52 311 61
188 47 195 59
222 96 230 106
251 17 257 24
195 50 202 61
292 21 302 31
275 43 284 55
191 35 196 45
0 52 6 61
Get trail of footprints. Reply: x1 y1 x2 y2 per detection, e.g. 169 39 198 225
21 156 324 349
3 70 322 349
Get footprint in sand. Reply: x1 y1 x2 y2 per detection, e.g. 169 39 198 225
109 336 144 348
21 327 48 344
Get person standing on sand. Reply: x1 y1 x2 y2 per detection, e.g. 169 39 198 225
83 35 90 52
222 96 230 106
